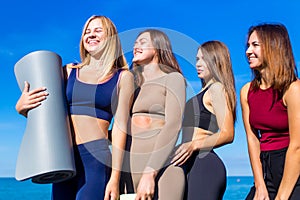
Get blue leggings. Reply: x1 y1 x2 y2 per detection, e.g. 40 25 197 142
52 139 112 200
183 150 226 200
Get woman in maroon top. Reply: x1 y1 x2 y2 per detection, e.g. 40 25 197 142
240 23 300 200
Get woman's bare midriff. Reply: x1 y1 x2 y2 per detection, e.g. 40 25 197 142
131 114 165 134
71 115 110 145
182 127 214 144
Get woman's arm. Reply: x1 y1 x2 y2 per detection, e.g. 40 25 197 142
145 72 186 171
136 72 186 199
241 83 269 200
15 63 73 117
276 80 300 200
104 70 134 200
195 82 234 148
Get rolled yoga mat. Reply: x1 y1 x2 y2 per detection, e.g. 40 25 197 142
14 50 76 184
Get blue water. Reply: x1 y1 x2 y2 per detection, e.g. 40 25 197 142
0 176 253 199
223 176 253 200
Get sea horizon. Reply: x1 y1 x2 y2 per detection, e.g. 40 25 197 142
0 176 253 200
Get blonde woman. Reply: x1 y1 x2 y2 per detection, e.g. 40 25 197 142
16 15 134 200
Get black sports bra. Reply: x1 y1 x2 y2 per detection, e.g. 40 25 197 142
182 86 218 133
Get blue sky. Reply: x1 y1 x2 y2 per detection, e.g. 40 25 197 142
1 0 299 177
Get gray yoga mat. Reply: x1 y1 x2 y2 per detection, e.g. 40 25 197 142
14 50 76 184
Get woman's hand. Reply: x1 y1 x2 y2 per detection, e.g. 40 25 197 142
254 185 270 200
172 127 210 166
104 178 119 200
135 170 156 200
15 81 48 117
171 141 195 166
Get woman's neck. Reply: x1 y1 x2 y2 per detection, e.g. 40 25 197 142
201 78 215 91
142 63 165 81
80 56 110 83
87 56 104 68
259 68 272 89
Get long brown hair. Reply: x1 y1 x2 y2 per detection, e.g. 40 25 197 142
199 41 237 122
247 23 297 97
70 15 128 78
132 29 182 87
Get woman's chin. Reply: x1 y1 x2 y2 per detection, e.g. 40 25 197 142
132 59 144 66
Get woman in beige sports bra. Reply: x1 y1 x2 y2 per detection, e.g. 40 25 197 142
129 29 186 200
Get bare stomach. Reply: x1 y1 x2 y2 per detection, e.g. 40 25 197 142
182 127 213 143
71 115 110 145
131 114 165 134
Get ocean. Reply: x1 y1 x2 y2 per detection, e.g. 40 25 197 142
0 176 253 200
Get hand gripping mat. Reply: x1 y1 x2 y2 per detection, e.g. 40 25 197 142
14 50 76 184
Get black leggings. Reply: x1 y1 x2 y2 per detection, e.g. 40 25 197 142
246 148 300 200
183 150 226 200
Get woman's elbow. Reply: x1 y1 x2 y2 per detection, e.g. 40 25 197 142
224 130 234 144
289 141 300 154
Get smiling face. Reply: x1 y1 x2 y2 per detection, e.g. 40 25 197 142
132 32 157 65
246 31 263 69
196 49 212 82
83 18 106 56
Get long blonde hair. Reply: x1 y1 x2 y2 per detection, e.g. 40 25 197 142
199 41 237 122
71 15 128 78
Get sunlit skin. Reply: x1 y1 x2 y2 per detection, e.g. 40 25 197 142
69 19 112 145
241 30 269 200
83 18 106 56
15 16 135 200
241 28 300 200
196 49 213 82
246 31 271 90
132 32 157 66
132 33 159 200
171 48 234 169
131 32 174 200
241 32 270 200
246 31 263 70
132 31 168 136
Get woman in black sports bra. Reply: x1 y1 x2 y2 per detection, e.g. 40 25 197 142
171 40 236 200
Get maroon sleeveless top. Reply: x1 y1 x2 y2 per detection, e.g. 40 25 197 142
248 86 289 151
